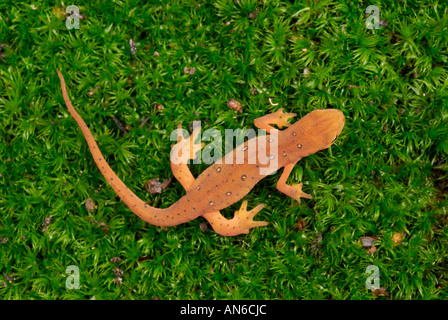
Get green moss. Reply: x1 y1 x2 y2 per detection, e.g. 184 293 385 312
0 0 447 300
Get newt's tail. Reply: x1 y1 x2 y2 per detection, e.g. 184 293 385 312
56 69 172 225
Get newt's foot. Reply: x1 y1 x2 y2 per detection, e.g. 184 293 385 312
271 108 297 128
289 182 313 204
254 108 297 132
234 200 268 234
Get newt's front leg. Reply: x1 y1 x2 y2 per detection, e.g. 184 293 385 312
170 124 204 190
170 127 268 236
276 163 313 204
254 108 297 133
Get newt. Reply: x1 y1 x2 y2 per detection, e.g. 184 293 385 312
57 70 345 236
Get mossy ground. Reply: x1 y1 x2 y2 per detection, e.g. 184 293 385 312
0 0 447 300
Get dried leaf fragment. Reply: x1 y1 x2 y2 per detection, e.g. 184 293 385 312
4 273 15 284
293 219 306 231
113 277 122 286
360 236 379 254
392 232 404 246
113 268 124 278
360 236 379 248
249 88 258 95
129 38 137 55
367 246 377 255
249 8 258 19
184 66 196 75
112 267 123 285
372 287 389 297
138 256 151 263
227 98 243 113
87 86 100 97
86 217 110 235
42 215 52 232
200 222 208 232
303 68 310 77
85 198 97 212
145 178 172 194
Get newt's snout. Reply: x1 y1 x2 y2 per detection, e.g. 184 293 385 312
288 108 345 153
318 109 345 148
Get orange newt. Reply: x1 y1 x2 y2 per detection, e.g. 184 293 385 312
57 70 345 236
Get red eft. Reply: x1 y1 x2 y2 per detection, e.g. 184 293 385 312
57 70 345 236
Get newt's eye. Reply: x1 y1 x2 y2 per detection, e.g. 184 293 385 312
331 135 338 143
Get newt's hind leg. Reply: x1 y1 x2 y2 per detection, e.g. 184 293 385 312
254 108 297 133
202 200 268 236
170 125 268 236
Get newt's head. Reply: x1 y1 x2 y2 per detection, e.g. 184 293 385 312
286 109 345 156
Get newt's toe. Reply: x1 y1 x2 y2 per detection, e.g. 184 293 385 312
235 200 268 233
291 183 313 204
274 108 297 128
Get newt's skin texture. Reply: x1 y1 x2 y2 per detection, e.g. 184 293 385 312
57 70 345 236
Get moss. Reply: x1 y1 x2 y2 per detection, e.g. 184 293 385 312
0 0 447 299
